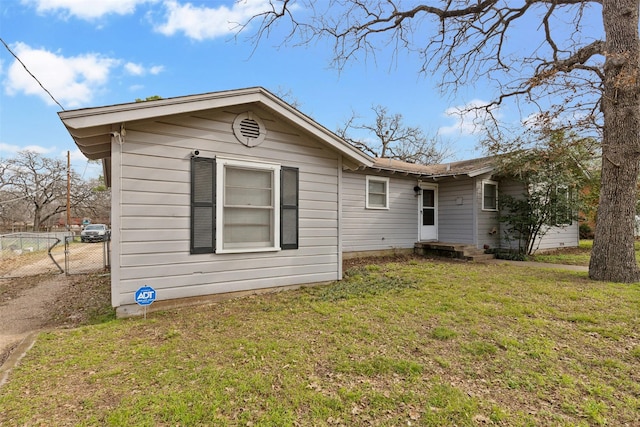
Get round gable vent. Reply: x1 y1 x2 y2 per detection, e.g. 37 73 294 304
233 112 267 147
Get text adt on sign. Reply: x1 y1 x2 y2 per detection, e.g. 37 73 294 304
135 286 156 306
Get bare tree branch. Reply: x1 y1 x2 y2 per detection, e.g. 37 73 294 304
244 0 640 282
0 151 109 230
337 105 451 164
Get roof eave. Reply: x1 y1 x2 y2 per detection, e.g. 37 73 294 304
466 166 495 177
58 87 374 167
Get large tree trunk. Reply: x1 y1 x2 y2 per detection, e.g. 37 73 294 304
589 0 640 282
33 206 42 232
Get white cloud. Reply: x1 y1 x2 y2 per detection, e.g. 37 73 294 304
522 112 545 130
155 0 273 40
124 62 165 76
4 43 119 108
23 0 156 20
68 148 89 162
438 99 499 136
0 142 56 154
149 65 164 75
125 62 145 76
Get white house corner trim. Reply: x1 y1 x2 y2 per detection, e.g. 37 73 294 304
338 156 343 280
110 133 123 308
472 178 479 248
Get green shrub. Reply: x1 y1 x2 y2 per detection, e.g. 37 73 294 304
486 248 529 261
579 223 594 239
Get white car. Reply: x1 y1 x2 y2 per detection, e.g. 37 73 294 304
81 224 110 242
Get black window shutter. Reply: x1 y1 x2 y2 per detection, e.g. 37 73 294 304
281 166 299 250
191 157 215 254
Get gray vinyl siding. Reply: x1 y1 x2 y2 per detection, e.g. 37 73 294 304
342 171 418 252
111 105 341 309
533 223 579 252
498 179 578 252
437 177 475 245
475 176 502 249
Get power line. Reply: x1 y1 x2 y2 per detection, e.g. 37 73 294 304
0 193 32 205
0 37 65 111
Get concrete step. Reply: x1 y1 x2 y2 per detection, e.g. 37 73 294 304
464 253 495 262
463 248 486 256
415 242 465 251
415 242 495 262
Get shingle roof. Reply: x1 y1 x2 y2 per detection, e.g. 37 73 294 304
371 155 497 177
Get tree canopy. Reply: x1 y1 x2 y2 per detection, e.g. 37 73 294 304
495 130 598 255
0 151 110 231
246 0 640 282
336 105 451 164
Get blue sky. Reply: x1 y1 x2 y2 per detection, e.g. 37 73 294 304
0 0 601 179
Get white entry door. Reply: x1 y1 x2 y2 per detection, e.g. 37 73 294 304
420 185 438 241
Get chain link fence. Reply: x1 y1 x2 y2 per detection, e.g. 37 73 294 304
0 233 65 278
0 232 110 278
64 235 110 275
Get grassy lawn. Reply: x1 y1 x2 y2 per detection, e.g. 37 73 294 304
532 239 640 266
1 258 639 426
531 240 594 266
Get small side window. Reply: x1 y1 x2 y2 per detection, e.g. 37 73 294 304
482 180 498 211
366 176 389 209
554 186 572 225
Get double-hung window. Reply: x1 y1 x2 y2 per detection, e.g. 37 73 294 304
191 157 298 254
482 180 498 211
366 176 389 209
219 159 279 251
554 186 572 225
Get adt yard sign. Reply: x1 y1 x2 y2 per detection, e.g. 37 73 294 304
135 286 156 306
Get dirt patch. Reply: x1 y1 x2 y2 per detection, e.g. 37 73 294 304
46 273 112 326
1 239 112 369
0 275 46 304
0 273 112 368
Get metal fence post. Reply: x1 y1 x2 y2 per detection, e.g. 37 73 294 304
65 236 71 276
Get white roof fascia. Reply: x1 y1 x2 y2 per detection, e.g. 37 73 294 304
467 166 495 177
426 165 496 179
257 90 373 166
59 87 374 167
369 166 427 177
59 89 264 129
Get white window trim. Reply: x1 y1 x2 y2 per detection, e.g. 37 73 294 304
216 157 281 253
365 176 390 210
555 185 572 226
482 180 498 211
